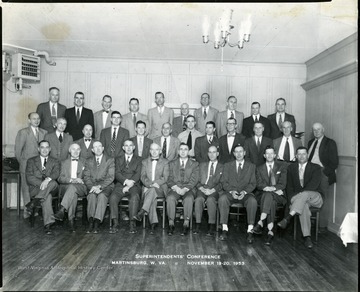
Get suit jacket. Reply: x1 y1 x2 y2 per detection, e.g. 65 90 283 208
274 135 303 162
122 112 149 138
83 154 115 191
74 138 95 160
36 102 67 133
286 162 322 201
58 157 87 184
172 115 188 138
114 154 142 187
308 136 338 185
194 135 219 163
141 157 169 195
244 136 274 166
15 127 47 172
93 109 113 140
194 106 219 135
242 115 271 138
65 107 95 141
218 133 246 164
216 110 244 137
256 161 287 193
147 106 174 140
130 136 152 160
267 112 296 139
197 161 224 193
100 127 130 158
221 160 256 194
45 132 73 161
153 136 181 162
167 158 200 191
26 155 60 196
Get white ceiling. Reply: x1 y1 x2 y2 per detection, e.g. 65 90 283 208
2 1 358 64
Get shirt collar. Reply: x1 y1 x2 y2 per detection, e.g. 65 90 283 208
299 162 307 169
56 130 63 137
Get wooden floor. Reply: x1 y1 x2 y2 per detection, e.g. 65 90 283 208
1 210 358 291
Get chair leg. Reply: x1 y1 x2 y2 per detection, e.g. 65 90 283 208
143 214 146 229
315 211 319 242
162 201 166 229
293 215 297 240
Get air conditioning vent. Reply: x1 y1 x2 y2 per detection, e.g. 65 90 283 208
11 53 41 81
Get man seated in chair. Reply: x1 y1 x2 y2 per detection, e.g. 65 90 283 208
83 141 115 234
133 143 169 234
109 140 142 234
277 146 323 249
25 140 60 235
53 143 87 232
193 145 223 236
166 143 199 236
253 146 288 245
218 144 257 243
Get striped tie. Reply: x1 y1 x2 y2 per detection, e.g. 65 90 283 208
111 128 116 153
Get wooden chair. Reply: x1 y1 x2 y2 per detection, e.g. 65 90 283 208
216 202 246 230
109 197 131 227
175 198 193 229
293 207 321 242
142 197 166 229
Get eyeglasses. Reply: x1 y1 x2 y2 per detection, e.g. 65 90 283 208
226 122 236 125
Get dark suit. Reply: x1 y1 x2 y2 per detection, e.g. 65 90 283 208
84 154 115 222
100 126 130 158
45 132 73 161
195 161 223 224
242 115 271 138
274 135 303 162
194 106 219 135
216 110 244 137
74 138 95 160
130 136 152 160
172 115 188 138
65 107 95 141
218 133 246 164
194 135 219 163
219 160 257 225
244 136 274 166
109 154 142 221
26 156 60 226
36 102 66 133
256 161 287 224
267 113 296 139
166 159 199 223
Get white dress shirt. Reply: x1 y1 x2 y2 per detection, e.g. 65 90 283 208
278 136 295 161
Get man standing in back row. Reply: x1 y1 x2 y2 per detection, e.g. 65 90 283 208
194 93 218 136
93 95 113 140
267 98 296 139
122 98 149 138
216 96 244 137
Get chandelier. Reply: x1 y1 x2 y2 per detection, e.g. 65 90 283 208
202 9 252 50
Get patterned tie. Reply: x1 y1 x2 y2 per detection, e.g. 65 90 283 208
269 165 276 186
126 156 130 168
187 131 192 150
111 128 116 153
180 160 185 182
299 165 304 187
133 113 136 128
208 136 212 144
308 140 318 162
59 133 63 143
283 138 290 161
182 117 187 131
278 114 283 130
203 108 207 119
51 104 56 117
76 108 80 123
230 111 234 119
162 138 167 158
96 157 100 167
206 162 215 186
256 137 261 151
42 158 47 178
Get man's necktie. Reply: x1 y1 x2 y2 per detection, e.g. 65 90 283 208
208 137 212 144
283 138 290 161
230 111 234 119
308 140 318 162
210 162 214 176
133 113 136 127
278 114 283 130
151 158 159 161
162 138 167 158
126 156 130 168
103 110 109 113
187 131 192 150
111 128 116 153
59 133 63 143
42 158 47 178
203 109 207 119
206 162 215 186
269 165 276 186
180 160 185 182
254 116 259 122
182 117 187 131
256 137 261 151
237 162 242 174
72 159 79 161
51 104 56 117
299 165 304 187
35 128 39 142
76 108 80 123
43 158 47 170
138 137 143 156
85 139 91 142
96 157 100 167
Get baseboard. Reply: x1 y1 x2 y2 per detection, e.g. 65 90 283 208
328 222 340 234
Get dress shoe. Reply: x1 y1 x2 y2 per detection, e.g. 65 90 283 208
265 234 274 246
25 201 36 215
206 224 215 237
181 225 189 236
150 224 156 235
86 217 94 233
121 211 130 221
193 223 200 234
44 224 52 235
168 225 175 236
247 232 254 244
219 231 228 241
54 206 66 221
133 209 146 221
109 224 119 234
129 220 137 234
304 237 313 249
277 218 288 229
252 224 263 235
69 219 75 233
93 219 100 234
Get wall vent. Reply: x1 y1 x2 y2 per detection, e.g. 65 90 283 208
11 53 41 81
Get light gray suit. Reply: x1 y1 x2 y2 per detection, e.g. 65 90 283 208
147 107 174 140
273 135 303 162
216 110 244 137
122 112 149 138
45 132 73 161
194 106 219 135
153 136 181 162
94 109 113 140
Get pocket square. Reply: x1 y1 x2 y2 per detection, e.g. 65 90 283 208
276 171 281 174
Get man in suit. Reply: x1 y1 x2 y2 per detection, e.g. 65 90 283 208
216 96 244 137
267 98 296 139
273 121 302 163
109 140 142 234
154 122 181 162
218 117 246 164
36 87 66 133
83 141 115 234
253 146 288 245
75 124 95 160
133 143 169 234
277 146 323 248
172 102 190 138
177 115 203 158
93 95 113 140
15 112 48 211
45 117 73 161
147 92 174 139
308 122 339 230
242 102 271 138
122 98 149 138
244 122 274 166
25 140 60 234
64 91 95 141
53 143 87 232
100 111 130 158
194 145 224 236
166 143 200 236
218 144 257 243
194 121 219 163
130 120 152 160
194 93 219 135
